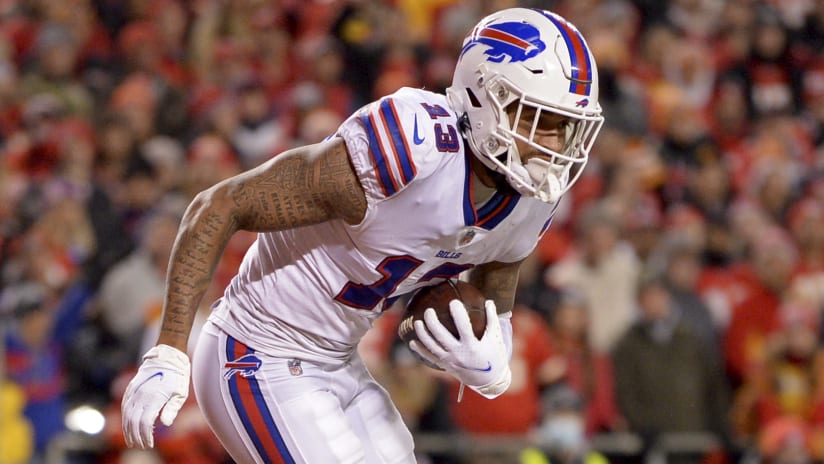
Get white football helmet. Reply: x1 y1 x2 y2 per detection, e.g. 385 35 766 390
446 8 604 203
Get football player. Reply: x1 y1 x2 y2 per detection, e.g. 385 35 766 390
121 7 603 463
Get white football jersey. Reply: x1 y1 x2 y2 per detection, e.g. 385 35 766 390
209 87 555 364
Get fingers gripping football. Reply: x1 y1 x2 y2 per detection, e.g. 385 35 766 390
410 299 512 398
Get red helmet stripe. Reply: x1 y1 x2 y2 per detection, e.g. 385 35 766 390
478 27 533 51
543 13 592 96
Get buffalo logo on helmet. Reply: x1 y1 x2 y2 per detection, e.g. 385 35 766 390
461 21 546 64
223 354 262 379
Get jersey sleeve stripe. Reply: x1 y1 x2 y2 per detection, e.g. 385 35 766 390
360 112 400 196
378 99 417 185
386 99 417 182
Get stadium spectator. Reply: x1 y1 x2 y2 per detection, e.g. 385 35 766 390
786 196 824 311
521 384 610 464
96 207 181 363
2 279 93 460
731 301 824 458
612 275 731 448
723 228 799 384
543 289 622 435
547 201 641 353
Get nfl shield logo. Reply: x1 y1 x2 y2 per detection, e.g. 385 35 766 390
288 359 303 376
459 229 476 246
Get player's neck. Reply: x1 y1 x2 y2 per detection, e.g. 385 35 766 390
468 154 497 206
471 172 496 206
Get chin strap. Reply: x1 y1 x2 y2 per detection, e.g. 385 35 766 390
526 158 568 203
506 158 569 203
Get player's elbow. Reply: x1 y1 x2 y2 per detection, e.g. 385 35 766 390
184 185 239 231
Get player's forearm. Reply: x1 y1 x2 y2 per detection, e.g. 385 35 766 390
469 260 522 314
157 189 239 351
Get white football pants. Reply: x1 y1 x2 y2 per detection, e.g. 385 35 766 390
192 320 416 464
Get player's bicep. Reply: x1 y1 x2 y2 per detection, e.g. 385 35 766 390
220 137 366 232
469 259 524 314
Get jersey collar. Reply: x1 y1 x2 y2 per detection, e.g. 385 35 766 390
462 152 521 230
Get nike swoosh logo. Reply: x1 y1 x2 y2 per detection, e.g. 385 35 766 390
134 371 164 392
457 362 492 372
413 114 425 145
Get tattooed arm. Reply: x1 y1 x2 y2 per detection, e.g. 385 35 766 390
157 138 366 351
469 259 523 315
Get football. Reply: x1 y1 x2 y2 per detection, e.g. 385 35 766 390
398 280 487 345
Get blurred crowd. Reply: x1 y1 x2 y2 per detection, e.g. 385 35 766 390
1 0 824 463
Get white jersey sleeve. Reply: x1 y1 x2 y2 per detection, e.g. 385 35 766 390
337 87 450 202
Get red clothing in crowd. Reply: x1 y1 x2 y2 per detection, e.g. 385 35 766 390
448 308 554 435
551 339 621 434
721 272 783 382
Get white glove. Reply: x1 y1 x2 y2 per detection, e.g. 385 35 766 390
499 310 513 360
121 344 191 449
410 299 512 399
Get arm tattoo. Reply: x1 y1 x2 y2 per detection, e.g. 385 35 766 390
159 202 238 348
469 261 522 314
158 139 366 349
231 140 366 230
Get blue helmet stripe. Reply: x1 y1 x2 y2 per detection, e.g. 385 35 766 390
542 11 592 96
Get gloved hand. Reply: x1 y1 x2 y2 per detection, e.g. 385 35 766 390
410 299 512 399
121 344 190 449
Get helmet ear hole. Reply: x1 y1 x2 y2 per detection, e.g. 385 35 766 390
466 88 482 108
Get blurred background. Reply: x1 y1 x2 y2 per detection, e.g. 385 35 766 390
1 0 823 463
